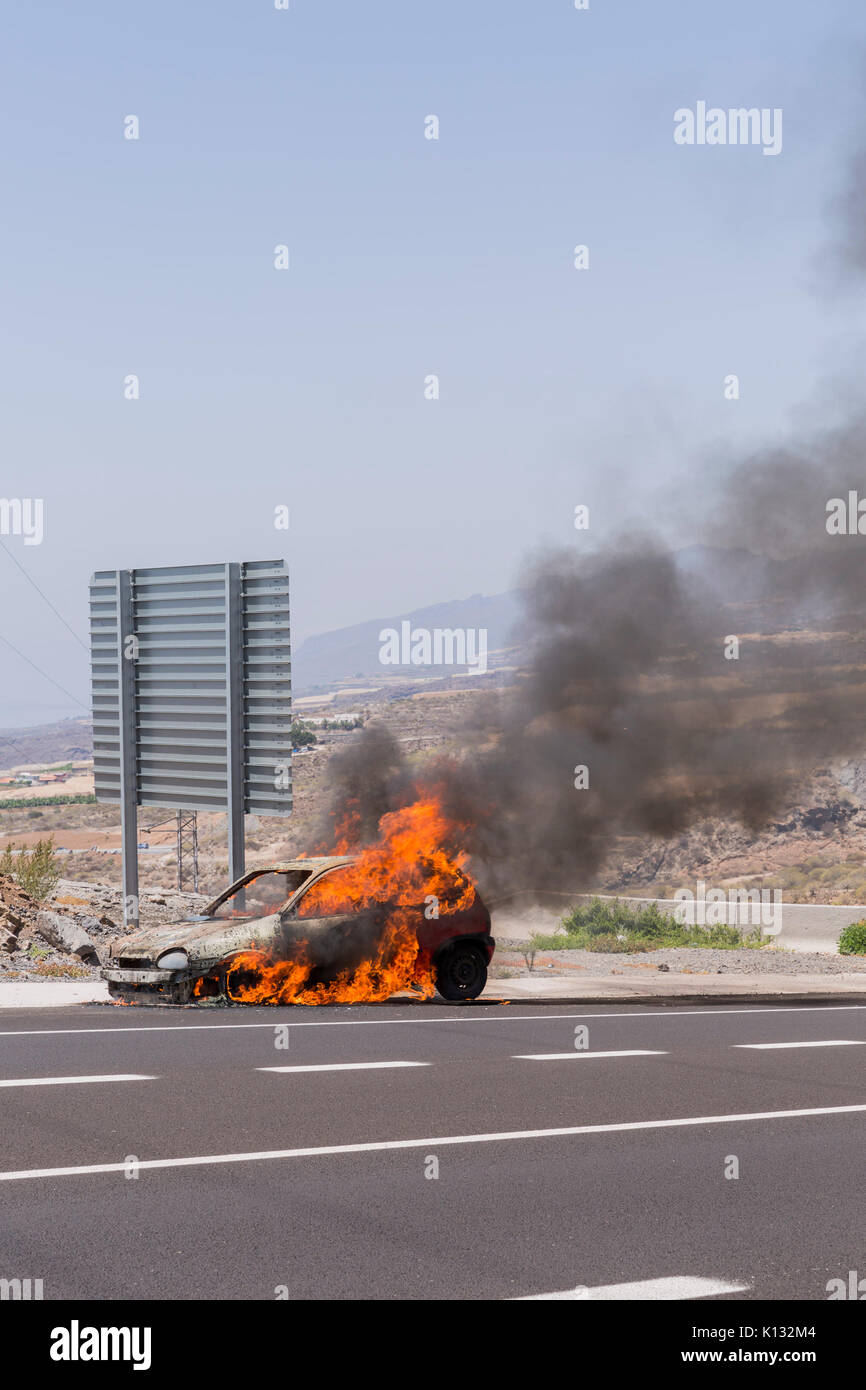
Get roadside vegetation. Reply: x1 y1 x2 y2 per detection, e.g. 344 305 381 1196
29 961 91 979
838 921 866 955
531 898 768 953
3 961 92 980
0 794 97 809
0 836 61 901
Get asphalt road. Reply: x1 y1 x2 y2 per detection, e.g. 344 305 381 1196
2 999 866 1300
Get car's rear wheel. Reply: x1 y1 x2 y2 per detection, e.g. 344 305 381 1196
434 943 487 1001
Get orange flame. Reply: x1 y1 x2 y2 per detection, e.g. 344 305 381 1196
221 794 475 1005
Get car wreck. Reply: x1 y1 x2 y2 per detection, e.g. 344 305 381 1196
102 856 495 1005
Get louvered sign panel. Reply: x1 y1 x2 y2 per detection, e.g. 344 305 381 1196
89 560 292 815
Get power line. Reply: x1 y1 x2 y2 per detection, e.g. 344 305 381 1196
0 630 89 711
0 538 89 652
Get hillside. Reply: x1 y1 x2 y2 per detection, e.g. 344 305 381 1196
291 590 521 692
0 717 92 773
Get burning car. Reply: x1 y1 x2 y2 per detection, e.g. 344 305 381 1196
102 855 495 1006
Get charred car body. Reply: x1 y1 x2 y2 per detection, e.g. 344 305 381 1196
103 857 495 1005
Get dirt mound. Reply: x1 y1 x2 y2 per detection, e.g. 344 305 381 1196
0 872 40 937
0 872 106 980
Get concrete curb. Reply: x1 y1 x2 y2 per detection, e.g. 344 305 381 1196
0 981 109 1009
485 973 866 1005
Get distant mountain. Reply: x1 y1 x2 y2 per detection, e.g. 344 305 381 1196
291 591 522 692
0 717 92 772
290 546 843 696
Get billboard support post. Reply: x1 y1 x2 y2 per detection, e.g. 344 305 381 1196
117 569 140 930
225 561 245 887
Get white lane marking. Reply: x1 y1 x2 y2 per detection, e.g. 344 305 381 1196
735 1040 866 1050
516 1276 751 1301
259 1061 429 1073
514 1050 667 1060
3 1004 866 1038
0 1074 155 1088
2 1102 864 1182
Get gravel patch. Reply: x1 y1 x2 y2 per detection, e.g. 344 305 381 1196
51 878 210 930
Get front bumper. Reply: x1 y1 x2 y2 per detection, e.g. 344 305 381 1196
102 959 227 1006
101 963 216 1005
102 967 175 986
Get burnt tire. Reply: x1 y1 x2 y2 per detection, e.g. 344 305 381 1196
434 943 487 1001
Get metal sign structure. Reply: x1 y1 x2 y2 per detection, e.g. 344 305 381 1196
89 560 292 926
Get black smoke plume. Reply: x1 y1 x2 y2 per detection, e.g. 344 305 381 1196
317 120 866 899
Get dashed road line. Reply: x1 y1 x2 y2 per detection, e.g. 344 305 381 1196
0 1073 155 1088
514 1050 667 1061
516 1275 751 1300
734 1040 866 1050
259 1061 429 1073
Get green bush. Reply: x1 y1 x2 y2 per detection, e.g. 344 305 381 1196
559 898 671 939
0 794 97 809
531 897 765 953
0 837 61 901
838 920 866 955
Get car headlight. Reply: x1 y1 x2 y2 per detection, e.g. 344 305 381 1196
156 949 189 971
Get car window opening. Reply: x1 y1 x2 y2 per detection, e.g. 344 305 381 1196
209 869 312 920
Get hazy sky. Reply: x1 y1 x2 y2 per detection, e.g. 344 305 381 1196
1 0 864 727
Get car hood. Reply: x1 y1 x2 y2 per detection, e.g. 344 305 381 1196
110 913 282 965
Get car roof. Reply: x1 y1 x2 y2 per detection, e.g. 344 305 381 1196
255 856 358 873
203 856 359 914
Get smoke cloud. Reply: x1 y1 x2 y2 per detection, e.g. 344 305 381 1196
317 109 866 901
319 506 866 898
